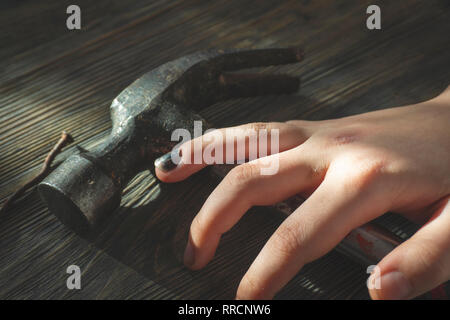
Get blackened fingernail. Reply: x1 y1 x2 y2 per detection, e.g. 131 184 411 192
183 238 195 267
154 152 178 172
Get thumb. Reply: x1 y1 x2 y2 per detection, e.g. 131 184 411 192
369 196 450 300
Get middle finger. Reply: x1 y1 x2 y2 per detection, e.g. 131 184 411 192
183 143 327 270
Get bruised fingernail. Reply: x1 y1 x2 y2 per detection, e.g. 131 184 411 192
183 238 195 268
377 271 413 300
154 152 178 172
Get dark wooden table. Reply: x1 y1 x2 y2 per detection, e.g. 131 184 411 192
0 0 449 299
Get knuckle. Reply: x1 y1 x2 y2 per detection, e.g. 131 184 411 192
248 122 270 132
237 274 265 299
333 154 388 192
270 222 305 257
317 127 364 148
245 121 282 135
353 160 386 190
226 163 260 188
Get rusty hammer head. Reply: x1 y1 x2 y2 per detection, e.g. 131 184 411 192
38 48 303 234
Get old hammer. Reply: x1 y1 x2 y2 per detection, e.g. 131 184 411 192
38 48 303 234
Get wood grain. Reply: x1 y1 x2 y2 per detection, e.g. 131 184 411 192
0 0 448 299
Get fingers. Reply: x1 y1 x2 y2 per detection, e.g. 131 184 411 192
236 159 394 299
369 196 450 300
183 144 323 270
155 122 314 182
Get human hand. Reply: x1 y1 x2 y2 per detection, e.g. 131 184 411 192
154 86 450 300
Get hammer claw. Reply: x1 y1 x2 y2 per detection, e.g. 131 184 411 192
208 47 304 71
167 47 304 110
218 73 300 100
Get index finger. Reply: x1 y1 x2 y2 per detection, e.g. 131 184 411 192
154 122 312 182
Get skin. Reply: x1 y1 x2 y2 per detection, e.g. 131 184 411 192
155 86 450 300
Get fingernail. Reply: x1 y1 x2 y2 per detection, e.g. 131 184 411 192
154 152 178 172
379 271 413 300
183 238 195 267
